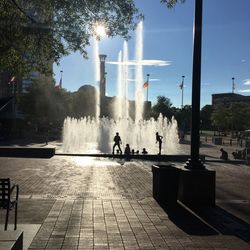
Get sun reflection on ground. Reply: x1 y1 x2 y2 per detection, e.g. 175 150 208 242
73 156 121 167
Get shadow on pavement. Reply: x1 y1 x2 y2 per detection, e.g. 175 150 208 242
163 202 250 242
163 203 218 236
193 206 250 243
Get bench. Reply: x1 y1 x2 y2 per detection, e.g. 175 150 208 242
0 178 19 230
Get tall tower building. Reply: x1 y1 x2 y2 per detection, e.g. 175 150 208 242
99 54 107 99
99 54 107 117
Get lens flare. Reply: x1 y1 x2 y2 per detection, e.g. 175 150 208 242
95 24 106 37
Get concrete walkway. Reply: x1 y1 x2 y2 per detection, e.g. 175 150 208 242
0 154 250 249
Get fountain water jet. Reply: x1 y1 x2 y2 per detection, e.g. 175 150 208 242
135 21 144 122
62 20 180 155
62 115 180 154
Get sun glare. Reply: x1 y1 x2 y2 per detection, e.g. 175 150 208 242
95 24 106 37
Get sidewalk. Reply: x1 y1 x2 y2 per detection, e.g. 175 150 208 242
0 155 249 249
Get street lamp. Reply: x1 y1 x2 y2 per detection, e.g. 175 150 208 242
186 0 204 170
146 74 150 101
232 77 235 93
59 70 63 88
180 75 185 109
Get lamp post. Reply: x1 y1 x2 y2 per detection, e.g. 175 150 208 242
232 77 235 93
146 73 150 101
59 70 63 88
177 0 216 208
185 0 204 170
181 75 185 109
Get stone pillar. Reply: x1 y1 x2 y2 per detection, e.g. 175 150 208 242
99 54 107 99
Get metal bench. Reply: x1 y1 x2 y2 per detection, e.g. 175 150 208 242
0 178 19 230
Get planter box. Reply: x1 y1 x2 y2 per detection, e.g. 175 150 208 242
178 169 216 207
152 165 180 206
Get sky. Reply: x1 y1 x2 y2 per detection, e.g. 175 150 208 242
53 0 250 108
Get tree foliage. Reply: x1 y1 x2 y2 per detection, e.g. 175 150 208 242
174 105 192 132
200 104 213 130
18 79 70 123
0 0 186 77
160 0 186 8
0 0 140 76
151 96 174 119
211 103 250 132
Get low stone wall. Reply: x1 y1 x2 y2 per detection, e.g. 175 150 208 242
0 231 23 250
0 147 55 158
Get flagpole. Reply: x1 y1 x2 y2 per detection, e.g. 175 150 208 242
181 75 185 108
60 70 63 88
146 74 150 102
232 77 235 93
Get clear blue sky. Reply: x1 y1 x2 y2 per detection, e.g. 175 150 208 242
53 0 250 108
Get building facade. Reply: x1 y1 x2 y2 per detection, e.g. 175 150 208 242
212 93 250 106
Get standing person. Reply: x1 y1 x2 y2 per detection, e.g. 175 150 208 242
156 132 163 155
113 132 122 154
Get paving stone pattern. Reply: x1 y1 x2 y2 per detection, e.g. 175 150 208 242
0 156 249 249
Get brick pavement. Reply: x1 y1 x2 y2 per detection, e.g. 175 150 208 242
0 156 249 249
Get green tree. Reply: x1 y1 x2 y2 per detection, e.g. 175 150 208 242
18 79 70 125
160 0 186 8
0 0 186 77
211 104 230 132
173 105 192 132
200 104 213 130
229 103 250 132
151 96 174 119
0 0 140 76
211 103 250 133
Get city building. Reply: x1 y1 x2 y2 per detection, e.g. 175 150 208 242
212 93 250 106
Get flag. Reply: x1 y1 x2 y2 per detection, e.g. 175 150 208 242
179 82 183 90
8 76 16 84
143 81 148 88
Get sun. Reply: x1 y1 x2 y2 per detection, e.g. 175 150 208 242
95 24 106 37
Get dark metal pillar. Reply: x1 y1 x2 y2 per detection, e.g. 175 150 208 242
185 0 205 170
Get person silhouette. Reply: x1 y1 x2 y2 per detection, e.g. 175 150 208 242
220 148 228 160
156 132 163 155
124 144 131 155
113 132 122 154
142 148 148 155
124 144 131 161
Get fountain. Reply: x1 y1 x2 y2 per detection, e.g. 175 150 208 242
62 20 180 155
